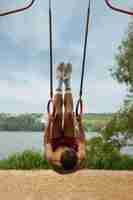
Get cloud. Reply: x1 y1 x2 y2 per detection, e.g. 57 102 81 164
83 79 127 113
0 0 130 113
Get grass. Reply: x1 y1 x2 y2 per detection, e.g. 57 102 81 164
0 150 50 170
0 147 133 170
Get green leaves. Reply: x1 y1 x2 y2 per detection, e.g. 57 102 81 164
113 21 133 94
0 113 44 131
86 137 133 170
0 150 50 170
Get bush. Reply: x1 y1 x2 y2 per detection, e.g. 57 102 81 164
0 150 50 170
0 144 133 170
86 137 133 170
120 155 133 170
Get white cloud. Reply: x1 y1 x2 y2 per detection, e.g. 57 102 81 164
83 79 127 113
0 0 130 113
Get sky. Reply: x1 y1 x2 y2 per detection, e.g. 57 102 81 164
0 0 132 113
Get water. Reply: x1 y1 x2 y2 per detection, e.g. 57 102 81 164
0 132 44 160
0 131 97 160
0 131 132 160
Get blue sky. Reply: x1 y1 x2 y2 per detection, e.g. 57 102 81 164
0 0 131 113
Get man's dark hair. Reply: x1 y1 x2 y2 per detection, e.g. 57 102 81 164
60 148 78 171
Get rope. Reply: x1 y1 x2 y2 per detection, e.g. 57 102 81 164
105 0 133 16
49 0 54 100
47 0 54 114
0 0 36 16
79 0 91 99
76 0 91 116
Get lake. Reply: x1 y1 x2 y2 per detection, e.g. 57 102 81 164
0 131 132 160
0 131 97 160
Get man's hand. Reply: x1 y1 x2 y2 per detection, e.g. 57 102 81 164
45 144 53 162
46 152 52 162
77 150 86 161
45 144 62 167
77 142 86 161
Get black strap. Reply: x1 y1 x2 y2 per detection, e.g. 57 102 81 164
105 0 133 16
49 0 54 99
79 0 91 99
76 0 91 116
0 0 36 16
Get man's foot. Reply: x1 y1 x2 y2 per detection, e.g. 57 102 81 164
64 63 72 81
56 62 66 92
56 62 65 80
64 63 72 90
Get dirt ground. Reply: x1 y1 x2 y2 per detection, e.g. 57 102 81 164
0 170 133 200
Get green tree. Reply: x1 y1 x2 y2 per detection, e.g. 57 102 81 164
104 20 133 150
112 21 133 98
0 113 44 131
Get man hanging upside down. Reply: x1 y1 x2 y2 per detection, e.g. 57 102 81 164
44 62 86 173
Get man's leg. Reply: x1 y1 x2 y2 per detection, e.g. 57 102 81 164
45 63 65 143
64 63 75 137
51 92 63 139
50 63 65 139
44 92 63 145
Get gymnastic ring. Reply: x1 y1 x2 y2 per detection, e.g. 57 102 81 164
76 99 83 117
47 99 54 115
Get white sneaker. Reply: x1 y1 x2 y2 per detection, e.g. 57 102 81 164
64 63 72 80
56 62 65 80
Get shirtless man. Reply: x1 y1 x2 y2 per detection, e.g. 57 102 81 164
44 62 86 173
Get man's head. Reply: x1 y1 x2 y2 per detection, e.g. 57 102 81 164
60 148 78 171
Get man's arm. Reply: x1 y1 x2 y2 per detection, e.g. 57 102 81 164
76 116 86 161
44 115 54 162
77 141 86 161
45 143 53 162
44 118 62 165
45 144 62 166
44 115 53 145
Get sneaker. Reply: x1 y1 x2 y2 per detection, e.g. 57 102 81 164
64 63 72 80
56 62 65 80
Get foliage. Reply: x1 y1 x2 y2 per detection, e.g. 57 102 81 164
0 150 50 170
86 137 133 170
104 20 133 151
110 21 133 133
0 113 112 132
100 104 133 150
0 143 133 170
0 113 44 131
111 21 133 95
83 114 112 132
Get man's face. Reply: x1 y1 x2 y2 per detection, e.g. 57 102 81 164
52 146 69 166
